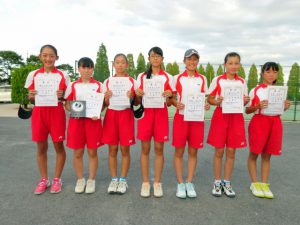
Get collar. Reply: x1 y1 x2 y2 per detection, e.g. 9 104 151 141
39 67 58 73
182 70 201 77
223 73 240 80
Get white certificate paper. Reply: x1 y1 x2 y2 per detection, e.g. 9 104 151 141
143 79 164 108
109 77 130 107
85 92 104 118
35 75 60 106
262 86 287 115
184 93 205 121
222 85 244 114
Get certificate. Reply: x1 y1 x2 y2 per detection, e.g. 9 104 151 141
184 93 205 121
35 75 60 106
109 77 130 107
262 86 287 115
85 92 104 118
143 79 164 108
222 85 244 113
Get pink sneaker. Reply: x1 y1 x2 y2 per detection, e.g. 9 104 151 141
50 178 62 194
34 178 50 195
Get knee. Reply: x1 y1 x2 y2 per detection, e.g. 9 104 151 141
88 150 98 158
121 150 130 158
109 151 118 158
74 151 84 159
174 150 184 158
188 149 198 158
155 148 164 157
261 153 271 161
215 149 224 159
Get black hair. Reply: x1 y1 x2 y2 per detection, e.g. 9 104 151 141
78 57 94 68
261 62 279 84
224 52 240 63
146 46 163 79
114 53 128 63
40 44 58 56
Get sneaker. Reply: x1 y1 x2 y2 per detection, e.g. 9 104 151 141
176 183 186 199
260 183 274 199
153 182 163 198
250 182 264 198
117 180 128 194
140 182 151 198
221 181 236 198
212 181 222 197
85 179 96 194
75 178 86 193
185 182 197 198
50 178 62 194
34 178 50 195
107 180 119 194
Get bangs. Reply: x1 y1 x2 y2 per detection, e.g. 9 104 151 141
262 62 279 73
148 46 163 56
78 57 94 68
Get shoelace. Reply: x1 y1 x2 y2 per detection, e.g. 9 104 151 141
52 180 61 187
178 184 186 192
224 183 233 192
186 183 194 191
38 180 47 186
118 181 127 189
215 183 222 191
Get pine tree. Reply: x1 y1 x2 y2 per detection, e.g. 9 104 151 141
173 62 180 75
198 64 205 75
94 43 110 82
135 53 146 76
277 64 284 86
287 63 300 100
247 64 258 91
205 63 215 87
238 64 246 79
166 63 173 75
216 65 224 76
126 54 136 78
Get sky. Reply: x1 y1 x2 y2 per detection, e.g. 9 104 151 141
0 0 299 72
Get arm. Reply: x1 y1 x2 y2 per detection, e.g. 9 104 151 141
245 100 268 114
207 95 223 106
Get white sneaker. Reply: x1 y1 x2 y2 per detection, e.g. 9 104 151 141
250 182 264 198
75 178 86 193
85 179 95 194
176 183 186 199
185 182 197 198
221 181 236 198
117 180 128 194
153 182 163 198
107 180 119 194
212 181 222 197
140 182 150 197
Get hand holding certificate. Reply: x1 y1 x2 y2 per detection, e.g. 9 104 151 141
109 77 130 107
35 75 60 106
143 79 164 108
85 92 104 118
222 85 244 114
262 86 287 115
184 93 205 121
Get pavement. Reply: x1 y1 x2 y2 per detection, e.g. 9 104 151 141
0 103 300 225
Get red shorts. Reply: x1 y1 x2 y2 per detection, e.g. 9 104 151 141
137 106 169 142
31 103 66 142
172 113 204 149
207 107 246 148
102 108 135 146
67 117 103 149
248 114 282 155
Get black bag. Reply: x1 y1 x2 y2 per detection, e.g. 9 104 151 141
130 95 144 120
18 104 33 119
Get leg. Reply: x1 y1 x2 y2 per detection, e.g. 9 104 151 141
140 141 151 183
53 141 66 178
108 145 118 178
154 141 164 183
87 148 98 180
248 152 259 182
120 146 131 178
261 153 271 183
223 147 236 181
174 147 185 183
73 148 84 179
186 147 198 183
36 141 48 178
213 148 224 180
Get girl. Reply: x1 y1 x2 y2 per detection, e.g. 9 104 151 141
135 46 174 197
102 54 136 195
172 49 210 199
207 52 249 198
25 44 70 194
246 62 290 199
65 57 103 194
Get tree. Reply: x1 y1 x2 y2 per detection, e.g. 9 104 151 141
11 64 39 105
173 62 180 75
126 54 136 78
161 62 165 71
26 55 42 67
238 64 246 79
248 64 258 91
287 63 300 100
198 64 205 75
94 43 110 82
216 65 224 76
57 64 77 81
205 63 215 87
0 51 24 84
135 53 146 76
277 64 284 86
166 63 173 75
